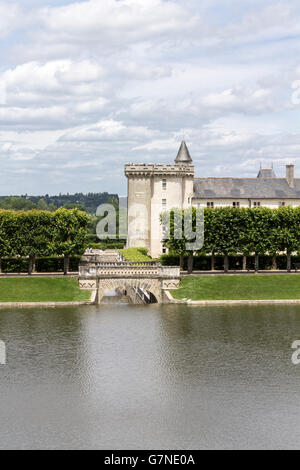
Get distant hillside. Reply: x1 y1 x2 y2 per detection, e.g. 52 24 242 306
0 192 118 214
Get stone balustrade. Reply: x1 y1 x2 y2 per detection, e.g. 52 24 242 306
78 254 180 304
79 260 179 279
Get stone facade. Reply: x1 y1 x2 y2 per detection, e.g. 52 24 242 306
125 159 194 258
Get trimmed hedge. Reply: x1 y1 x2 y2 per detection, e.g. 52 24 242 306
87 241 126 250
160 254 300 271
0 256 81 273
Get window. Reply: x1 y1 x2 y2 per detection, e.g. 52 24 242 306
162 248 167 254
162 199 167 210
207 202 214 208
279 201 286 207
162 179 167 190
233 202 240 208
253 202 261 208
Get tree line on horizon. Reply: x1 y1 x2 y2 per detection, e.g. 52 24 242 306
0 192 118 214
162 206 300 273
0 208 89 275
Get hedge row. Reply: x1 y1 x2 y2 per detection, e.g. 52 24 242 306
87 241 126 250
162 206 300 272
0 256 81 273
0 208 89 274
160 254 300 271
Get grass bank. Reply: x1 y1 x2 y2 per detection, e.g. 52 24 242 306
172 275 300 301
0 277 91 303
119 248 152 262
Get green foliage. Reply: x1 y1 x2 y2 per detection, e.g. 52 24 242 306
0 209 89 266
87 241 125 250
52 208 89 257
119 248 152 261
0 196 36 211
0 192 117 213
163 206 300 257
162 206 300 272
0 256 81 273
37 198 48 210
136 247 149 256
63 203 87 212
160 253 300 270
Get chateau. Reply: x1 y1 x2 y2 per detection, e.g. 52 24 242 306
125 141 300 258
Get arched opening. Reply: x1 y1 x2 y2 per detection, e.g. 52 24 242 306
135 288 158 304
99 283 159 304
101 288 130 304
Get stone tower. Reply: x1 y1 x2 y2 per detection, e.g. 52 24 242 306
125 141 194 258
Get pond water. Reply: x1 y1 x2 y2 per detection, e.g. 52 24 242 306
0 301 300 449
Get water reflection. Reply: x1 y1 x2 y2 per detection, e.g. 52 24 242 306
0 304 300 449
158 304 300 382
101 289 130 304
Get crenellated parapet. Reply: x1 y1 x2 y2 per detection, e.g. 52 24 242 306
125 141 194 258
125 163 194 178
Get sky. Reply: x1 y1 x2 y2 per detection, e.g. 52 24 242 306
1 0 300 196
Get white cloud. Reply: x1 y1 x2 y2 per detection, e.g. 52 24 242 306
222 3 297 43
60 119 157 142
42 0 197 40
0 59 110 129
0 1 23 39
2 60 104 97
1 0 300 194
202 86 278 114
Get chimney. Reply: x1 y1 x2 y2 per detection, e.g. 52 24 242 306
286 164 295 188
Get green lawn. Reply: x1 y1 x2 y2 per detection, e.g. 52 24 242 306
0 277 91 302
172 275 300 301
119 248 152 262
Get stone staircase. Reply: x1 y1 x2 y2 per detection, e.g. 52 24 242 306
84 249 124 263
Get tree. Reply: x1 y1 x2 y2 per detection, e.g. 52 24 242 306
0 197 36 211
203 208 218 270
37 198 48 210
0 208 89 275
48 203 57 212
63 203 86 212
245 207 274 272
276 206 300 272
212 207 242 273
14 211 53 275
0 210 16 273
53 209 89 275
162 208 186 270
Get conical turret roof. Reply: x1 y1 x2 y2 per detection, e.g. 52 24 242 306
175 141 192 163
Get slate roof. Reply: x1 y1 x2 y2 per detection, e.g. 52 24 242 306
175 141 193 163
193 178 300 199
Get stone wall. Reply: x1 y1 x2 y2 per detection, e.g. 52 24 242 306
97 277 163 303
78 255 180 304
125 163 194 258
